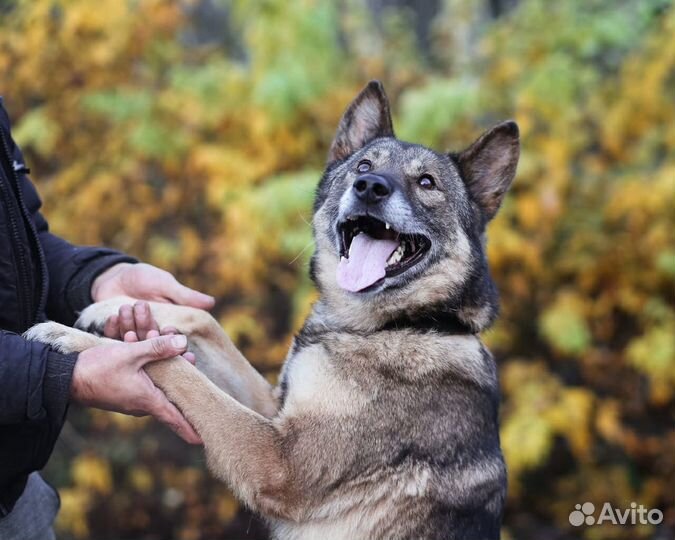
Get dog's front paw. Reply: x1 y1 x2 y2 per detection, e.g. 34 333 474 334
75 296 137 334
24 322 103 354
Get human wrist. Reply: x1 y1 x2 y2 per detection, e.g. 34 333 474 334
68 348 97 406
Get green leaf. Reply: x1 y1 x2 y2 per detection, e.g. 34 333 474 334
540 293 591 356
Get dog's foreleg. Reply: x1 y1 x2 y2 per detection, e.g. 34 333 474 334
24 321 111 353
144 357 299 520
181 318 278 418
76 298 278 418
25 322 298 518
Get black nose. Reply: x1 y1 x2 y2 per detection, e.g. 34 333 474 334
352 173 393 203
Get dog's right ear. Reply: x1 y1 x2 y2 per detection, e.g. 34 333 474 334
327 80 395 164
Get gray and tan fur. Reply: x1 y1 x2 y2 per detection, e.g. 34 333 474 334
25 81 519 540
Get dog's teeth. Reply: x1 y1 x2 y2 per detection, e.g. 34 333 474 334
341 256 346 262
385 223 390 230
348 216 357 221
386 244 405 266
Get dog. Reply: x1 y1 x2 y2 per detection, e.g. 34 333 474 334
25 81 519 539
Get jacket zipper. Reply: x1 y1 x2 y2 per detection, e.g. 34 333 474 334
0 128 33 329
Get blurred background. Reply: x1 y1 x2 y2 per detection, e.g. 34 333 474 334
1 0 673 538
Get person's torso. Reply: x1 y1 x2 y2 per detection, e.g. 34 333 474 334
0 103 46 333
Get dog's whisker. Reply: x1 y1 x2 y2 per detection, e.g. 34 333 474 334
288 240 315 265
297 212 312 227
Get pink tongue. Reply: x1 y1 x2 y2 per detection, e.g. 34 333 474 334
336 233 399 292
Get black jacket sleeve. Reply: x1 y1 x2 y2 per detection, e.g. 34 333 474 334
0 331 76 426
0 330 77 515
6 122 137 325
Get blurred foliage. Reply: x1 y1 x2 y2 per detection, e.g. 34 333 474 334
1 0 674 538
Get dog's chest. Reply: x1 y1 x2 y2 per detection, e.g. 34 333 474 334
277 330 491 418
278 343 370 417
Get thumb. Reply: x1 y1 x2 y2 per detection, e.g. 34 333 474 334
167 282 215 310
130 334 188 365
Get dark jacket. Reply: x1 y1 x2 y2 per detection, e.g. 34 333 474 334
0 97 136 516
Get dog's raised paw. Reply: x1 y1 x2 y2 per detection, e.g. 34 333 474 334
24 322 103 354
75 296 137 334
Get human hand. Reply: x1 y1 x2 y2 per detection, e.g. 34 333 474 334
91 262 215 309
71 334 202 445
102 300 196 364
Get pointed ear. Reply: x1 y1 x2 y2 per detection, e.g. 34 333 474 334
327 80 395 164
454 121 520 221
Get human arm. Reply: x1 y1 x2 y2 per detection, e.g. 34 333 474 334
0 329 77 512
2 104 213 323
0 330 75 428
0 104 137 325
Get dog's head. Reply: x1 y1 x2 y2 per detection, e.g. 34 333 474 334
310 81 519 332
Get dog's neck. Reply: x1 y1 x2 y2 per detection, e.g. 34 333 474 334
381 311 475 334
307 299 475 336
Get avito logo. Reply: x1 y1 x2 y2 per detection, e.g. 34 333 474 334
569 502 663 527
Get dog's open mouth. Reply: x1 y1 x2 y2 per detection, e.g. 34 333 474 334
336 215 431 292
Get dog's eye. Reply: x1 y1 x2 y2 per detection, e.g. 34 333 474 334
418 174 436 190
356 160 372 173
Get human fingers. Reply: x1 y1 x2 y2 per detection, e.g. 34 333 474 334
152 271 215 310
154 329 193 363
128 334 188 367
103 315 120 339
167 283 215 310
156 328 192 362
118 304 137 339
133 301 159 341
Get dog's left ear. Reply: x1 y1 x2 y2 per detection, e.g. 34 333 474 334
327 80 395 164
453 121 520 221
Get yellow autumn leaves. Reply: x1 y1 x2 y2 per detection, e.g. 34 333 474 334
0 0 673 538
